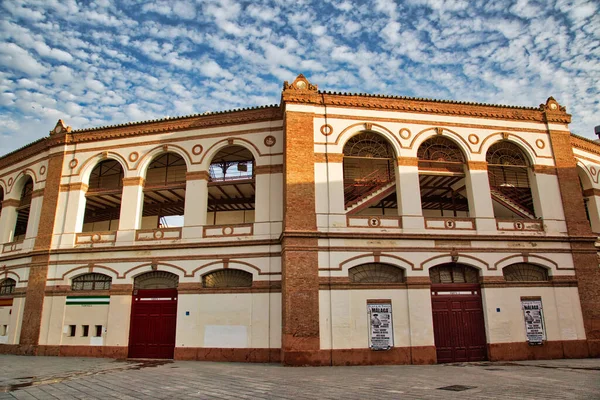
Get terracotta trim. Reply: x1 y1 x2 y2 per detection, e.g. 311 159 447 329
366 298 391 303
0 157 50 183
30 189 44 199
281 345 437 366
255 164 284 174
582 188 600 197
467 161 488 171
487 340 590 361
533 165 558 175
175 347 281 363
314 153 344 163
520 295 542 300
122 177 145 186
571 135 600 157
59 182 89 192
396 157 419 167
186 171 210 181
1 199 20 208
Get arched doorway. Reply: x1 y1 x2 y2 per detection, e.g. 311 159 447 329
128 271 179 359
430 263 487 363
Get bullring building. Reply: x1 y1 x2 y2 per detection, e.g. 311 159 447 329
0 75 598 365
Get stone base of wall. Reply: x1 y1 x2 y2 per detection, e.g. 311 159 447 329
0 344 128 358
174 347 281 363
282 346 437 366
488 340 590 361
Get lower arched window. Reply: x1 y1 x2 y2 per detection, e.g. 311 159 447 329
348 263 404 283
202 269 253 288
134 271 179 289
72 273 112 290
503 263 549 281
0 278 16 295
430 263 479 283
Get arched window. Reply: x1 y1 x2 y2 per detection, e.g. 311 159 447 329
0 187 4 219
134 271 179 289
83 160 124 232
202 269 253 288
142 153 187 229
72 273 112 290
13 177 33 241
343 132 396 215
429 263 479 284
207 146 255 225
348 263 404 283
417 137 469 217
486 141 535 219
0 278 16 295
503 263 549 282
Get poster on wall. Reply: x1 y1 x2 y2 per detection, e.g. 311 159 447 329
367 303 393 350
521 299 546 345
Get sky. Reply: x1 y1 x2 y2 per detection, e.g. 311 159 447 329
0 0 599 157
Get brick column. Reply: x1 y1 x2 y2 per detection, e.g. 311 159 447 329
544 100 600 356
19 150 66 353
281 107 324 366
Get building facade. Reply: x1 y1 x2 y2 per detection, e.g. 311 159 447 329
0 75 598 365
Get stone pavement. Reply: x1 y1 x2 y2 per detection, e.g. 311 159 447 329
0 355 598 399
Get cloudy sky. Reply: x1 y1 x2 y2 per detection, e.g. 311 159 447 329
0 0 598 156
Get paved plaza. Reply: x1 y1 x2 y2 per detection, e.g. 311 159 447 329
0 355 598 399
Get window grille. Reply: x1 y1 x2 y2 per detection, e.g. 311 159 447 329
0 278 16 295
417 136 465 163
343 132 394 158
503 263 549 281
202 269 253 288
430 263 479 284
72 273 111 291
348 263 404 283
134 271 179 289
486 141 529 166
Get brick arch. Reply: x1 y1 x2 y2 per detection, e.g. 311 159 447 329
336 122 402 157
8 169 38 198
338 253 414 271
199 138 262 169
409 127 472 161
577 161 598 187
79 152 131 184
421 253 488 272
494 254 558 273
136 145 192 177
123 263 188 281
191 260 263 278
60 265 120 282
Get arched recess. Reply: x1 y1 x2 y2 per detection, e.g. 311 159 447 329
140 152 187 228
348 263 405 283
502 263 549 282
343 131 398 215
206 145 255 225
417 136 470 217
486 141 537 219
429 263 480 284
82 159 124 232
0 278 16 295
202 269 253 288
577 164 600 232
134 271 179 289
71 273 112 290
0 185 4 221
12 176 33 242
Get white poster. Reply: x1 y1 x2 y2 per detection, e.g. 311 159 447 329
367 303 393 350
521 299 546 344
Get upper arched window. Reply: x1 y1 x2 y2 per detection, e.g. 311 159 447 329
417 136 465 166
0 278 16 295
83 160 125 232
134 271 179 289
0 187 4 219
348 263 404 283
429 263 479 284
202 269 253 288
13 177 33 241
343 132 395 159
486 141 535 219
72 273 112 290
503 263 549 282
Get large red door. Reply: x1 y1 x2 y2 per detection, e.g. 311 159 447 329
431 284 487 363
128 289 178 359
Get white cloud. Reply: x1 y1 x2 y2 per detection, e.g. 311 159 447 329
0 42 47 76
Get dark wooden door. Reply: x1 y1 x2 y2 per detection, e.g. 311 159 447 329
431 284 487 363
128 289 178 359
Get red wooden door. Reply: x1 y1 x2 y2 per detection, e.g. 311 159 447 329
431 284 487 363
128 289 178 359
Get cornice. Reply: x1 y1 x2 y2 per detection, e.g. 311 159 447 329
571 133 600 157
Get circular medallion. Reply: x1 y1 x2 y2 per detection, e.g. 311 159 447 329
468 134 479 145
8 177 13 186
54 126 62 134
368 217 381 227
264 135 276 147
549 103 557 110
129 152 139 162
192 144 203 155
296 81 307 89
445 220 455 229
535 139 545 149
69 159 78 169
320 124 333 136
39 165 46 176
591 166 597 176
222 226 234 235
399 128 411 140
154 230 164 239
91 234 101 243
514 221 524 230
